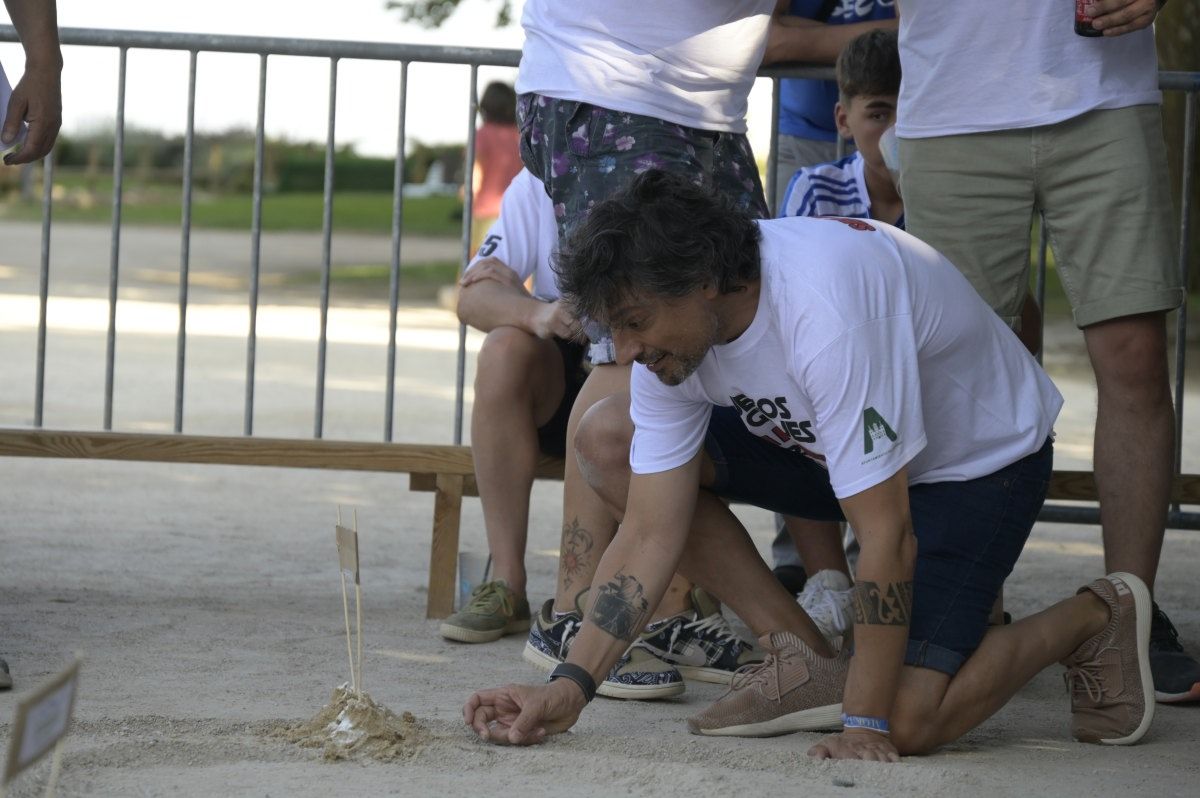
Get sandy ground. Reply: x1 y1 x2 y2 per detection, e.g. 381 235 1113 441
1 223 1199 796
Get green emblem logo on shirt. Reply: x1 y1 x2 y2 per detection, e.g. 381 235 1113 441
863 407 898 454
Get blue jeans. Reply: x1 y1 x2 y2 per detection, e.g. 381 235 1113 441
703 406 1053 676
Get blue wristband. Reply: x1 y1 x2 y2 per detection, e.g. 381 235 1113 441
841 713 890 735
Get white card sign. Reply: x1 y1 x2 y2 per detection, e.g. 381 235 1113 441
4 659 81 784
335 524 360 584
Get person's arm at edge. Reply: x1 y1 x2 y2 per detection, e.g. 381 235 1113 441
763 10 898 66
809 468 915 761
2 0 62 163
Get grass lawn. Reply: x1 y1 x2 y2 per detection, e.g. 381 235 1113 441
0 190 464 237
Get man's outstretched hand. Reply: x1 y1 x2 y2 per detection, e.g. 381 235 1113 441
463 679 587 745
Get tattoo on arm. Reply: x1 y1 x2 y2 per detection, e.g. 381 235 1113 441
589 570 650 641
851 580 913 626
559 518 594 592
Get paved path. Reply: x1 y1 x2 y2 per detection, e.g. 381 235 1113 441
0 219 460 300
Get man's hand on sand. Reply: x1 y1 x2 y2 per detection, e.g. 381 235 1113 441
808 730 901 763
464 679 586 745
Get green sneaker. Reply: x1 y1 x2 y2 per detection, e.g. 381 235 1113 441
439 580 531 643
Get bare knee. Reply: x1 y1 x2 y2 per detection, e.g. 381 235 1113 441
1085 313 1170 403
475 326 546 402
574 393 633 511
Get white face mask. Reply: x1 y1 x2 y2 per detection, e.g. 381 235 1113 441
879 123 901 194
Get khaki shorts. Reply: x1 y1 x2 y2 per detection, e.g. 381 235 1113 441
899 105 1183 329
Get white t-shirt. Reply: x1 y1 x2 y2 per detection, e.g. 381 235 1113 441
896 0 1161 139
629 216 1063 498
516 0 775 134
464 168 560 301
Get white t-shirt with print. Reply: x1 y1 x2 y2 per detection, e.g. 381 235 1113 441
464 168 560 301
516 0 774 134
629 216 1063 498
896 0 1160 139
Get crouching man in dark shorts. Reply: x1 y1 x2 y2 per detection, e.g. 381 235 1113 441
463 170 1156 759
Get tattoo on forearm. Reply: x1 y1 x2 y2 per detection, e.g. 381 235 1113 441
851 580 913 626
589 570 650 641
559 518 594 591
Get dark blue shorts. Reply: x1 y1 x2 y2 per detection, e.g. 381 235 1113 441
703 406 1053 676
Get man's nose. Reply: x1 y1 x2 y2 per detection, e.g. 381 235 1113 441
612 329 641 366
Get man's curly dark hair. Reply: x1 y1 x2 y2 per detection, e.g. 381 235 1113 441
553 170 762 325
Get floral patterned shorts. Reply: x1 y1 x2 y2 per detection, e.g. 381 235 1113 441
517 93 768 363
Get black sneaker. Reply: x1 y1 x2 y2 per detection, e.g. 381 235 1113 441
1149 602 1200 703
0 657 11 691
522 595 684 700
637 588 763 684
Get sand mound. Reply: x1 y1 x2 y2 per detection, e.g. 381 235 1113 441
272 685 429 762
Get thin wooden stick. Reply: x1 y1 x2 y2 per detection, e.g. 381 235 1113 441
43 740 64 798
339 569 356 693
353 509 362 697
354 583 363 698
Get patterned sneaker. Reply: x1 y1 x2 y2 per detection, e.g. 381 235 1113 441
438 580 530 643
638 588 762 684
687 630 847 737
523 596 685 700
1062 572 1154 745
796 570 853 645
1148 602 1200 703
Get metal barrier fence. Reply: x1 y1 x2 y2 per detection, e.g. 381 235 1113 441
0 26 1197 528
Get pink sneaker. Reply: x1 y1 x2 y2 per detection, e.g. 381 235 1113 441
686 630 846 737
1062 572 1154 745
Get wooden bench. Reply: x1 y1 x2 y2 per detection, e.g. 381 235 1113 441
1 427 1197 620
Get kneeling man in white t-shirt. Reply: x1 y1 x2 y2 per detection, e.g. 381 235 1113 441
463 170 1157 758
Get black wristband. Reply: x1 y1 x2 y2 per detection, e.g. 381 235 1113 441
548 663 597 703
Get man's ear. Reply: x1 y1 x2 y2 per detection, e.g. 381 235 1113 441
834 100 854 142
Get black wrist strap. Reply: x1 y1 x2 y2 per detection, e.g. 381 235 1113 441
549 663 597 703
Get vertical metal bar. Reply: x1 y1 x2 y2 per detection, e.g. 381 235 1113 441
314 56 338 439
33 150 53 428
1171 90 1196 508
104 47 128 431
1034 213 1048 366
453 65 479 446
174 50 198 433
766 77 780 217
384 61 409 443
245 53 268 436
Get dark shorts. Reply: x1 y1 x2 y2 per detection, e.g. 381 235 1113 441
517 93 769 364
703 406 1053 676
535 338 589 457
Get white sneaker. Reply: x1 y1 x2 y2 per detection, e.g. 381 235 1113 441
797 569 853 645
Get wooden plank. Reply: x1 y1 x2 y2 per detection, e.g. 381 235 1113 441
1049 470 1200 504
411 458 564 497
427 473 464 619
0 428 477 475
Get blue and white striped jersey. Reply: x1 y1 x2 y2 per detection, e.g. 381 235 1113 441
779 152 905 230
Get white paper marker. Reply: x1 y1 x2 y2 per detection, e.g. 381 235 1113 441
2 658 81 796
